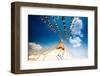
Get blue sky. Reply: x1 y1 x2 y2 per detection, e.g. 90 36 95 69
28 15 88 48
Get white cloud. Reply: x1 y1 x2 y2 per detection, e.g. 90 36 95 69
69 37 82 47
70 17 83 36
28 42 42 50
71 17 83 29
28 42 44 56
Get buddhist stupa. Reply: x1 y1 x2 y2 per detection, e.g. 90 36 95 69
28 40 71 61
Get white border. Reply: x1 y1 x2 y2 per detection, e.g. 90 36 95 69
20 6 95 70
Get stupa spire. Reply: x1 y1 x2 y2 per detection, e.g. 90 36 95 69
56 39 64 50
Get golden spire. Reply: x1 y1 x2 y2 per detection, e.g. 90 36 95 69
56 39 64 50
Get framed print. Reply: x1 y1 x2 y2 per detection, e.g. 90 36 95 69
11 2 98 74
